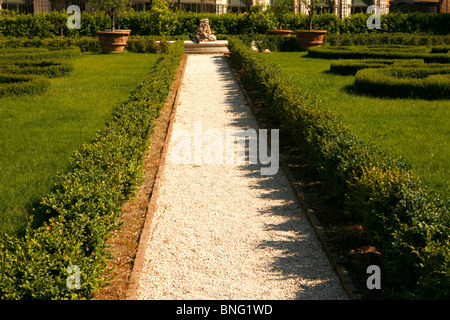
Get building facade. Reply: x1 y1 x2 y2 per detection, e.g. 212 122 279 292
2 0 448 15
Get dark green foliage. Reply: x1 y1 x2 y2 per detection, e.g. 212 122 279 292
0 48 78 97
228 36 450 299
0 41 184 299
354 66 450 99
324 33 450 47
1 9 449 37
329 59 400 75
0 74 50 97
0 60 73 78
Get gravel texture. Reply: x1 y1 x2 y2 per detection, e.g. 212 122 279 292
136 54 348 300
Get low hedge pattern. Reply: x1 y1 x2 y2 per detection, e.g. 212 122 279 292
329 59 401 75
354 66 450 100
324 33 450 47
228 36 449 299
0 73 50 97
0 48 78 97
0 41 184 299
308 45 450 63
329 59 448 75
0 60 74 78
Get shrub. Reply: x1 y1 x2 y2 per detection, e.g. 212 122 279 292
354 66 450 99
0 47 81 61
329 59 400 75
0 48 77 97
0 74 50 97
228 36 450 299
1 10 449 37
308 45 432 60
324 33 450 46
0 41 185 299
125 36 158 53
0 60 74 78
239 34 300 52
431 45 449 54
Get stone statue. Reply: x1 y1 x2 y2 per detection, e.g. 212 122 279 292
192 18 217 43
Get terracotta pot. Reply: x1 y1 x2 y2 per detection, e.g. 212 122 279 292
96 30 131 53
294 30 327 50
266 30 294 36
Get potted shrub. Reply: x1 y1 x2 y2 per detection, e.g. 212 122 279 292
267 0 294 36
294 0 329 50
89 0 132 53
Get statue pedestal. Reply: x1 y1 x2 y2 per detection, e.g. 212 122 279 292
154 40 229 54
184 40 229 54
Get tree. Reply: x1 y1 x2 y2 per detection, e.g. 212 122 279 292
272 0 294 30
88 0 131 31
300 0 331 30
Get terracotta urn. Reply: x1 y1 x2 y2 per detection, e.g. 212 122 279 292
266 30 294 36
294 30 327 50
96 30 131 53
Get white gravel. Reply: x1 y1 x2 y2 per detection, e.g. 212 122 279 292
136 54 348 300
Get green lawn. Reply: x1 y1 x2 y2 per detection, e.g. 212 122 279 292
0 52 160 235
269 52 449 199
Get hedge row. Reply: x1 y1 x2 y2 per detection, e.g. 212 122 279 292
308 45 450 63
324 33 450 46
328 59 447 75
0 35 194 53
0 47 81 61
329 59 402 75
0 41 184 299
0 48 78 97
0 9 449 37
0 60 74 78
228 36 449 299
0 73 50 97
354 66 450 100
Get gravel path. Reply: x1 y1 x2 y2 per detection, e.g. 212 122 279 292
136 54 348 300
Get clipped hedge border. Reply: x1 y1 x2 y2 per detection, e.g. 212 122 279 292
324 33 450 47
0 47 82 61
328 59 448 75
228 36 449 299
308 45 450 63
0 73 50 97
354 66 450 99
0 60 74 78
329 59 401 75
0 41 185 299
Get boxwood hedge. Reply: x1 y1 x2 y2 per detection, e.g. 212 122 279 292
354 66 450 99
0 41 184 299
0 60 74 78
329 59 448 76
0 73 50 97
0 48 78 97
309 45 450 65
228 36 449 299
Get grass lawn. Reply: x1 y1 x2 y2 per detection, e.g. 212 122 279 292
268 52 449 199
0 51 160 235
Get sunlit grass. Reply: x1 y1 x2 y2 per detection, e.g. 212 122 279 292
0 51 160 235
269 52 449 199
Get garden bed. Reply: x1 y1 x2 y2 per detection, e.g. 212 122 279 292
228 36 449 299
0 42 184 299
